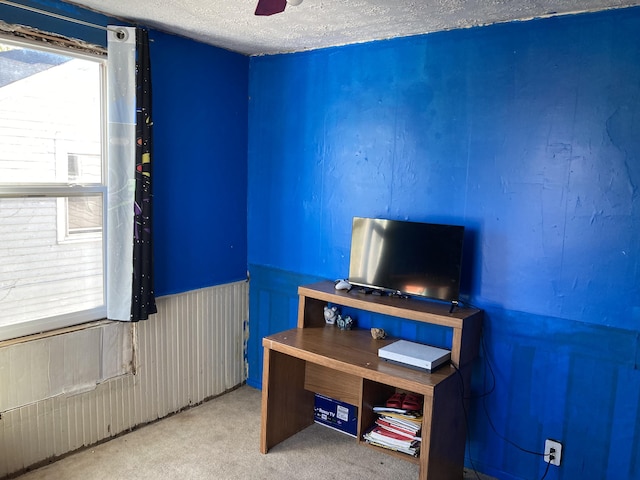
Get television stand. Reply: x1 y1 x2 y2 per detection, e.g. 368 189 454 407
260 281 483 480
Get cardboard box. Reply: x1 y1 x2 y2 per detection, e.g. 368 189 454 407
314 394 358 437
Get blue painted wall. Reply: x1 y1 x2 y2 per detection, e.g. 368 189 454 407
5 0 640 478
248 8 640 480
1 0 249 297
150 31 248 296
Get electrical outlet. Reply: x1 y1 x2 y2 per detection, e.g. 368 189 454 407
544 439 562 466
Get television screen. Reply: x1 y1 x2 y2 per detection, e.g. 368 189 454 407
348 217 465 303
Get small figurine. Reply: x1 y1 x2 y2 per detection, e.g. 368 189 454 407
370 328 387 339
323 305 339 325
337 314 354 330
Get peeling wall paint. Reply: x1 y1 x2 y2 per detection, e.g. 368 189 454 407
0 283 248 478
0 3 251 476
0 323 131 413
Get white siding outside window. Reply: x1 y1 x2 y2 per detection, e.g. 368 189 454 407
0 38 107 341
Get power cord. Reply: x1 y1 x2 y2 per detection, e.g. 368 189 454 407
451 305 555 480
539 449 553 479
477 330 556 480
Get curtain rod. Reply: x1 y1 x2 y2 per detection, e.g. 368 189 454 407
0 0 121 33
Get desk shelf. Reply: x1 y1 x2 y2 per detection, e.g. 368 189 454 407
260 281 482 480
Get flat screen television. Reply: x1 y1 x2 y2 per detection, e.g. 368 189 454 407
348 217 465 304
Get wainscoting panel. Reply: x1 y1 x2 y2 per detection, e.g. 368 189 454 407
0 280 248 478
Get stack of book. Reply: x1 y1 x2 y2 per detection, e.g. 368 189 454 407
363 393 423 457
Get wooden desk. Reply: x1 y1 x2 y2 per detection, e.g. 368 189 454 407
260 281 482 480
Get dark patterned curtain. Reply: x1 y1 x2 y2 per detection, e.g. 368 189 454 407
131 28 157 321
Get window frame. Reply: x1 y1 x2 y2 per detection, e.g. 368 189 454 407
56 151 104 243
0 35 108 342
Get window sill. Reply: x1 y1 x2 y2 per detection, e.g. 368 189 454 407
0 319 112 349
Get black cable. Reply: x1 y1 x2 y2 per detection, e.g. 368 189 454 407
539 455 552 480
455 302 556 479
480 333 547 456
478 328 557 480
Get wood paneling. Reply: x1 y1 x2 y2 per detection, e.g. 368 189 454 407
0 281 248 478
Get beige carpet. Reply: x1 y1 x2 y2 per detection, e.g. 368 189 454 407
14 385 492 480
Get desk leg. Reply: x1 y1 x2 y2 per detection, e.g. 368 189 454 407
260 347 315 453
420 375 466 479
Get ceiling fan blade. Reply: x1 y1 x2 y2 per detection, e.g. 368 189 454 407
255 0 287 16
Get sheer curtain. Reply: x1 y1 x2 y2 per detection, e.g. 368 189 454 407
107 26 157 321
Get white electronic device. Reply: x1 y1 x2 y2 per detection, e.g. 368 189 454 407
378 340 451 371
334 279 352 291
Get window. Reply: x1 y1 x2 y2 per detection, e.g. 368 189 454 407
0 37 107 341
57 153 103 242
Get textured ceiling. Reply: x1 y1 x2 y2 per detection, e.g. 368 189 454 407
63 0 640 55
